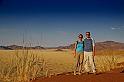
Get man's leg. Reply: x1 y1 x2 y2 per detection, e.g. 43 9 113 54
89 52 96 73
83 52 90 73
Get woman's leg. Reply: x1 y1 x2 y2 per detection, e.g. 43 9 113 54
74 53 80 75
79 53 84 74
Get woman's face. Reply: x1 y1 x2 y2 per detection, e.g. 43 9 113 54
78 35 83 40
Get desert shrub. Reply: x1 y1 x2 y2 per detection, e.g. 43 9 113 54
0 49 46 82
95 55 118 72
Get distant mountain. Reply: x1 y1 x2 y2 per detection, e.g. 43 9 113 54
0 45 45 50
0 41 124 50
69 41 124 50
7 45 23 50
0 46 13 50
56 46 70 49
34 46 45 49
95 41 124 50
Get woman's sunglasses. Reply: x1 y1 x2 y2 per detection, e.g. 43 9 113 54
79 37 83 38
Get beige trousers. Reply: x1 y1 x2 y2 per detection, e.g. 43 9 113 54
74 52 84 73
83 51 96 73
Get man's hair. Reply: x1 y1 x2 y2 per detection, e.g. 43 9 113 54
86 32 90 35
86 32 90 34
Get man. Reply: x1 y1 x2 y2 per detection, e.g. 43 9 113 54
83 32 96 74
74 34 84 75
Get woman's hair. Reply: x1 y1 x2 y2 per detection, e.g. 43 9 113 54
78 34 83 38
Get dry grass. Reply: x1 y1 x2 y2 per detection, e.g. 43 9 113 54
95 49 124 72
95 55 118 72
96 49 124 56
0 49 124 82
0 50 46 82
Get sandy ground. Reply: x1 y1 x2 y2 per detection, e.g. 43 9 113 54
32 73 124 82
32 67 124 82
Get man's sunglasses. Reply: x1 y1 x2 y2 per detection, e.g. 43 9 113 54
86 34 90 35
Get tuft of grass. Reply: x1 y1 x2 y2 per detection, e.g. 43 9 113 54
96 50 118 72
0 49 46 82
95 55 118 72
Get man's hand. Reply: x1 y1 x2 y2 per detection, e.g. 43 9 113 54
93 50 95 57
93 46 95 57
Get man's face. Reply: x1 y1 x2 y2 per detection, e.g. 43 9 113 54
86 32 90 38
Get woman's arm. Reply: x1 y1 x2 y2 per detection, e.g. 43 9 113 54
74 42 77 57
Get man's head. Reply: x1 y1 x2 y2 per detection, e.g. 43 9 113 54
86 32 91 38
78 34 83 40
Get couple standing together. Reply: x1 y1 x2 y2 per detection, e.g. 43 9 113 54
74 32 96 75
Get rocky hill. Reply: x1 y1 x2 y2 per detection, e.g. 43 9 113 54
0 41 124 50
69 41 124 50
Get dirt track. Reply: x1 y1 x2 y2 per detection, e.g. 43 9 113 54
32 62 124 82
32 72 124 82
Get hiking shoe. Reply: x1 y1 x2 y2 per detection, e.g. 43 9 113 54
78 72 82 75
89 72 98 75
93 72 99 75
84 72 89 75
74 71 76 75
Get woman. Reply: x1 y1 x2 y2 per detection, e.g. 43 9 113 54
74 34 84 75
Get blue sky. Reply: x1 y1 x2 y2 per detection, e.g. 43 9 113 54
0 0 124 47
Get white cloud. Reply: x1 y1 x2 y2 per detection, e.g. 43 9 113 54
111 27 121 30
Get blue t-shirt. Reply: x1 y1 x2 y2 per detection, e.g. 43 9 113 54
76 41 84 52
84 38 95 52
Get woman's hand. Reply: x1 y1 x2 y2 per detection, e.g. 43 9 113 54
72 51 76 58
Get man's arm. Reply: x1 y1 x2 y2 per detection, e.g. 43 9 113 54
93 45 95 56
92 38 95 56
